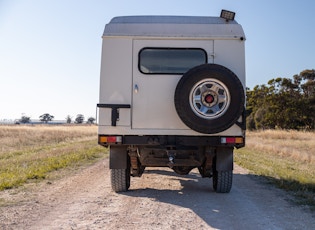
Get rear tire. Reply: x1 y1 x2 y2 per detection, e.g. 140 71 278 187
110 168 130 192
213 170 233 193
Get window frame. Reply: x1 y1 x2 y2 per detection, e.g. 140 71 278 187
138 47 208 75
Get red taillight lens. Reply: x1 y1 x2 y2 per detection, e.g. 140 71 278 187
226 137 235 143
107 136 117 143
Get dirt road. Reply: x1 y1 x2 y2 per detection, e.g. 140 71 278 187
1 159 314 230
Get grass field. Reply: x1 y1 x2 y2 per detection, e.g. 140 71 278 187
0 125 107 190
235 130 315 208
1 126 314 208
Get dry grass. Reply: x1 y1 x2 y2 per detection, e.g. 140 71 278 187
245 130 315 164
235 130 315 208
0 125 97 155
0 125 106 190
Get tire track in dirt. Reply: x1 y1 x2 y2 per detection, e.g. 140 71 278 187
1 159 314 229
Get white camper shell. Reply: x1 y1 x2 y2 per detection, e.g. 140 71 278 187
98 12 246 193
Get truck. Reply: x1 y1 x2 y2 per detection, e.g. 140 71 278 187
97 10 246 193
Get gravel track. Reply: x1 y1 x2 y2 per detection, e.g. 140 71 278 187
1 159 314 229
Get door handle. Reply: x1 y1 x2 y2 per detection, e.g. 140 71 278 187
134 84 139 93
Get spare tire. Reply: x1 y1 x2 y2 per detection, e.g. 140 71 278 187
174 64 245 134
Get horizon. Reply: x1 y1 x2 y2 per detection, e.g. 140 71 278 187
1 0 315 120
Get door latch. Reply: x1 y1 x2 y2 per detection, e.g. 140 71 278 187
134 84 139 93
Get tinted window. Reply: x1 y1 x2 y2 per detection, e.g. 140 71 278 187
139 48 207 74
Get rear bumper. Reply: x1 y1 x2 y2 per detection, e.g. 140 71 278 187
98 135 245 148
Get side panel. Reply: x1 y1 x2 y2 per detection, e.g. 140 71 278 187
99 38 132 127
214 39 246 89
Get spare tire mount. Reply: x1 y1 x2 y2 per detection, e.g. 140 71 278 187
174 64 245 134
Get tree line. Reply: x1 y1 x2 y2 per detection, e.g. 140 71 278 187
246 69 315 130
17 114 96 124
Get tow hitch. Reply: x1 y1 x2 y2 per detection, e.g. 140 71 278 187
167 151 176 168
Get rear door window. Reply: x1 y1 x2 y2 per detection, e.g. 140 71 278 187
139 48 207 74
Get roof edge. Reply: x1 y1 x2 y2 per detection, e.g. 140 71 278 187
109 15 238 25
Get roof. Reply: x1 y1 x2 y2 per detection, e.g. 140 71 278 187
109 15 238 24
103 15 245 39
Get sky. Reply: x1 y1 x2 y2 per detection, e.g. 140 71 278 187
1 0 315 121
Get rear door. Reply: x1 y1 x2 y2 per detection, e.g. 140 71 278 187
132 39 213 129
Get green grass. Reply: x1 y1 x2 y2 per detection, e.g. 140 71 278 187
0 128 108 191
235 147 315 208
0 140 106 190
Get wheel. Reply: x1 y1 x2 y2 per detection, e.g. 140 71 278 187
213 170 233 193
110 156 131 192
110 168 130 192
109 146 130 192
174 64 245 134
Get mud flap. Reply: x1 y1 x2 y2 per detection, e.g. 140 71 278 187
216 147 233 171
109 146 127 169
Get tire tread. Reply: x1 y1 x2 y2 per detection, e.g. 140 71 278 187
111 169 127 192
213 170 233 193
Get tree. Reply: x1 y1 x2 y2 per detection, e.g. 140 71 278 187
246 69 315 130
75 114 84 124
39 113 54 123
86 117 95 124
65 115 72 124
299 69 315 129
19 115 31 124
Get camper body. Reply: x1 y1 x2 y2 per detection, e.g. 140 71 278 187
98 13 246 193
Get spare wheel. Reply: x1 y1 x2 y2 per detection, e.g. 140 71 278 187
174 64 245 134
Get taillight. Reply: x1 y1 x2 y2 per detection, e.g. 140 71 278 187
221 137 243 144
99 136 122 144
